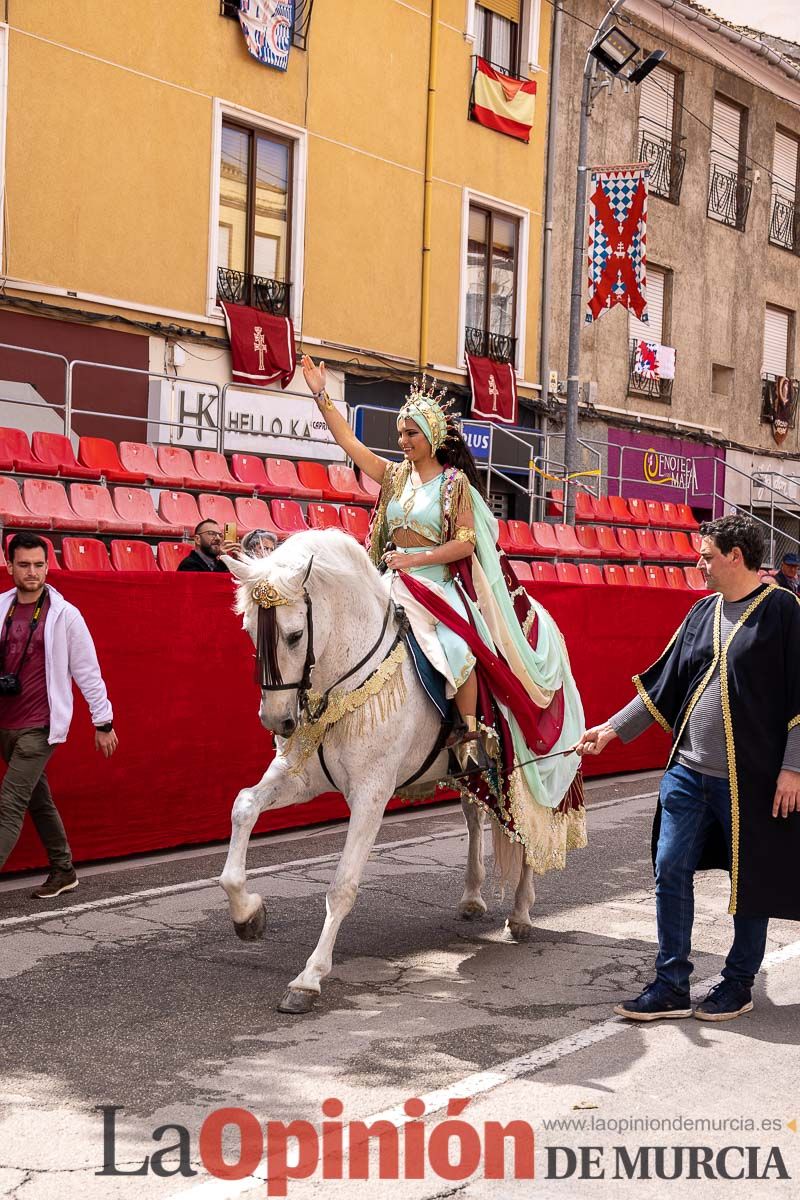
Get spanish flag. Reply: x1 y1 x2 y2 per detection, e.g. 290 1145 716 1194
471 57 536 143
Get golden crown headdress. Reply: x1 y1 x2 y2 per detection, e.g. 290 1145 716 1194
397 374 459 453
252 580 292 609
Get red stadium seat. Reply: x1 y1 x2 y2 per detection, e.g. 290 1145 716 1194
660 502 684 530
78 438 148 483
627 498 650 526
530 522 560 556
645 500 666 527
671 531 697 562
507 519 539 555
677 504 700 531
265 458 321 500
298 461 351 502
595 526 631 559
358 472 381 501
234 496 285 538
69 484 142 534
113 487 184 537
614 527 643 560
574 492 597 523
653 530 679 560
663 565 689 589
231 453 270 493
546 489 564 519
575 527 603 558
0 427 50 474
119 442 186 488
624 565 648 586
4 533 60 570
198 493 244 536
684 566 707 590
158 446 202 488
690 531 702 555
579 563 605 585
339 505 371 543
158 490 202 534
306 503 342 531
194 450 250 494
0 478 49 528
554 524 589 558
328 464 372 503
271 499 309 535
61 537 112 571
509 559 533 582
31 432 101 480
110 540 158 571
608 495 636 525
603 564 628 586
157 542 193 571
496 519 513 554
555 562 581 584
634 529 661 561
645 565 668 587
22 479 90 531
592 495 616 524
530 561 557 584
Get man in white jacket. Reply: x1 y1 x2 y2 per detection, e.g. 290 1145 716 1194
0 532 118 898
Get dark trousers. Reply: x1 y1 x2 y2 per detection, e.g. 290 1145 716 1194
0 727 71 872
655 763 769 992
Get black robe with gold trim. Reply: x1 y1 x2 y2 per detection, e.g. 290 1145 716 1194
637 582 800 920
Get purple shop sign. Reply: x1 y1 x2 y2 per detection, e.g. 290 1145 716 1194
607 429 724 515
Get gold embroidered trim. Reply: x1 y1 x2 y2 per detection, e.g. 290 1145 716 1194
285 642 408 768
633 675 672 733
454 526 477 545
522 606 537 639
789 715 800 732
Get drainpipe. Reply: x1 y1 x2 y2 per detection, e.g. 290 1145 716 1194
538 0 564 518
419 0 440 370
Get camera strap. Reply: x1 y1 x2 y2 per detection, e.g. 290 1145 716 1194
0 588 48 673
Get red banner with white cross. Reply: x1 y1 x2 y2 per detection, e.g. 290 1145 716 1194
220 301 296 388
467 354 518 425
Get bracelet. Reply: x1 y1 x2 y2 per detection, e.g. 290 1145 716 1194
314 388 334 411
95 722 114 733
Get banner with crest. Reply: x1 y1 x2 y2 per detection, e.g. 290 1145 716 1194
237 0 294 71
761 376 799 446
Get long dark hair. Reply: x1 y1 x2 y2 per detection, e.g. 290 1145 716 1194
436 428 486 498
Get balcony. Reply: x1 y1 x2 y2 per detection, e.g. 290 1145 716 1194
220 0 314 50
707 164 752 232
637 130 686 204
769 193 800 254
217 268 291 316
628 339 674 402
465 326 517 365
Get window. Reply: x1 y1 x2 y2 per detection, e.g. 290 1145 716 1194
474 2 520 75
763 306 791 378
628 267 673 400
217 120 293 314
637 65 685 203
770 128 800 253
707 95 751 231
465 204 519 363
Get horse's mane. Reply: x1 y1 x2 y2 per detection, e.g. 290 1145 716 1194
231 529 384 621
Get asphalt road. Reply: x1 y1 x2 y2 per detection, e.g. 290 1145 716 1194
0 771 798 1200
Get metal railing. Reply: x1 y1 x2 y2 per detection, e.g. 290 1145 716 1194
217 268 291 316
219 0 314 49
769 192 800 253
628 339 674 401
707 164 752 231
638 129 686 204
464 326 517 365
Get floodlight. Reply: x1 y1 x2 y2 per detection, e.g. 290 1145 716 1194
588 25 639 75
628 49 668 85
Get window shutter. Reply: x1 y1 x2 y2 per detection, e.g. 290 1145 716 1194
638 66 674 141
710 97 742 173
763 307 790 377
478 0 521 23
629 268 665 345
772 130 799 204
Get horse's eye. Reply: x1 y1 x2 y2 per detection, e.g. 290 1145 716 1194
287 630 304 647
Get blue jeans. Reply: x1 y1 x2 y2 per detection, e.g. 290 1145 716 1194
654 763 768 993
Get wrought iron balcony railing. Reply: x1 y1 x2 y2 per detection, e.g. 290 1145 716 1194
628 339 674 402
217 268 291 316
465 326 517 365
637 129 686 204
769 193 800 254
707 164 752 232
220 0 314 50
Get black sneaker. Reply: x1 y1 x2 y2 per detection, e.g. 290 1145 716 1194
614 982 692 1021
31 868 79 899
694 979 753 1022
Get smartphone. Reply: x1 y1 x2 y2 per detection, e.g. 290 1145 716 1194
223 522 237 544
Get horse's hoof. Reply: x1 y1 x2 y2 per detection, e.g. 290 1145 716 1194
507 920 533 942
278 988 317 1015
233 901 267 942
459 900 488 920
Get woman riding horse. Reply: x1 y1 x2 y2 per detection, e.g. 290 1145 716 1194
301 356 586 874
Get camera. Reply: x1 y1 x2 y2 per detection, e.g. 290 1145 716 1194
0 673 20 696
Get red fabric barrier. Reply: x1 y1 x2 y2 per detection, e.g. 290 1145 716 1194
2 576 697 872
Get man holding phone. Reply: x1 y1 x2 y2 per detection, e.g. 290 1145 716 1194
177 519 231 573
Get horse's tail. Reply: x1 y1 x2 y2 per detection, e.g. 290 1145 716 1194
490 822 525 895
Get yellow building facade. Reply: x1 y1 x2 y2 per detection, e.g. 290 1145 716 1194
0 0 552 449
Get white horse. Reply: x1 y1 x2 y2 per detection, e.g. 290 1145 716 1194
220 530 536 1014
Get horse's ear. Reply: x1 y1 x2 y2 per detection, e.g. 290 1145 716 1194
222 554 252 581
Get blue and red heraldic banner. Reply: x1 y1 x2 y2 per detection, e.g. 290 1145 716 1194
220 301 296 389
238 0 293 72
470 58 536 143
586 164 649 325
467 354 518 425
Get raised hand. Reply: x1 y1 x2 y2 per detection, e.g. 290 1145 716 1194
301 354 326 398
